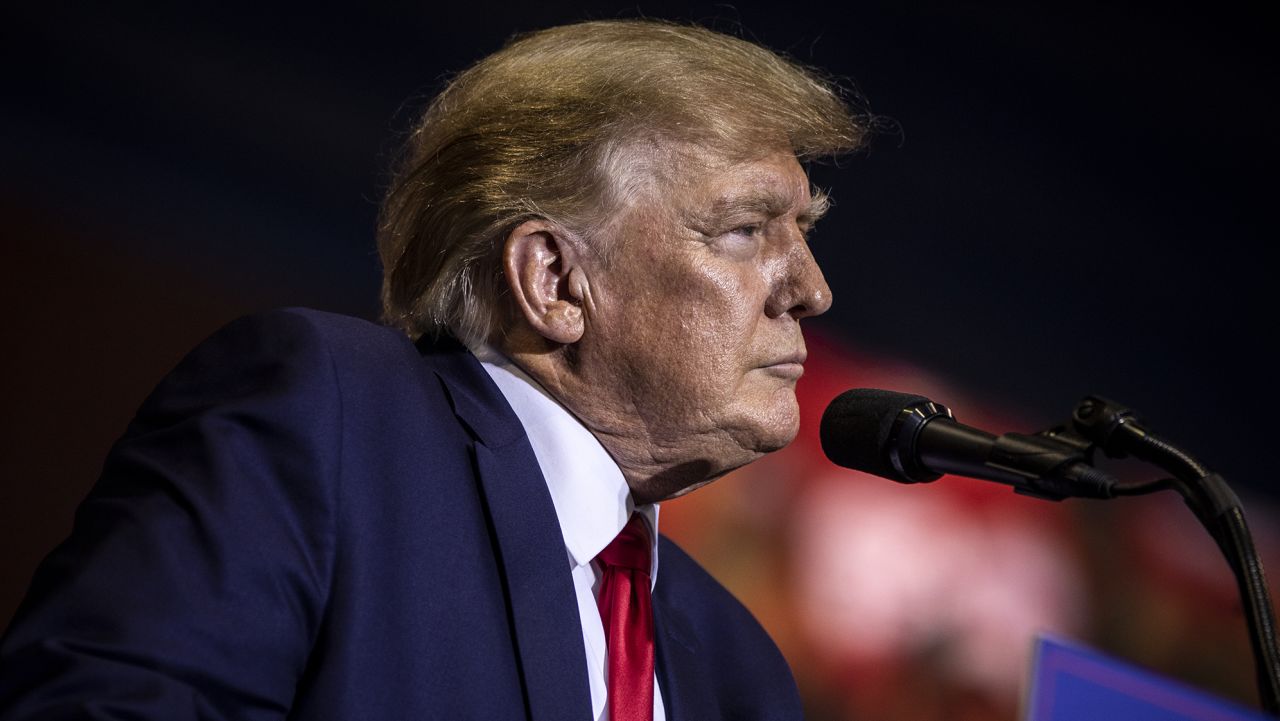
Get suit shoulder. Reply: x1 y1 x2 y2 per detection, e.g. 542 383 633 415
169 308 421 384
212 307 416 360
252 308 469 380
126 308 429 441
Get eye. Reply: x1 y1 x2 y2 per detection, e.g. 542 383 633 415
707 223 764 258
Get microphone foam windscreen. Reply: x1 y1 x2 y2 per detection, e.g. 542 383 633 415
820 388 931 480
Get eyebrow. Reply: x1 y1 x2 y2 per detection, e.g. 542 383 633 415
798 190 831 229
690 188 831 232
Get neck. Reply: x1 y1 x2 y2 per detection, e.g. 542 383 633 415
502 337 743 504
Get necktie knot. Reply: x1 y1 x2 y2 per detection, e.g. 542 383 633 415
597 516 651 573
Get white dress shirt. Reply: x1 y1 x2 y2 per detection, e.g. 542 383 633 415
472 346 667 721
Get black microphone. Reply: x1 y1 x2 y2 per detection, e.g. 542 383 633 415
819 388 1118 501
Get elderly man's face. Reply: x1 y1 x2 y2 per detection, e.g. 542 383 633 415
576 149 832 500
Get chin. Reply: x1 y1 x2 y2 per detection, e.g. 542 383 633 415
742 397 801 453
754 426 798 454
723 420 797 458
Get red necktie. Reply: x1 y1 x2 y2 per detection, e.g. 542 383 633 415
595 514 655 721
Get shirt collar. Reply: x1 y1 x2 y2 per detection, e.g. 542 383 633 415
471 344 660 585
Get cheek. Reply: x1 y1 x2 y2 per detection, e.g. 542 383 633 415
601 251 768 399
667 315 772 419
662 290 758 381
670 263 764 340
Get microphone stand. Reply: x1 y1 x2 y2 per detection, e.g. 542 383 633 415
1063 396 1280 715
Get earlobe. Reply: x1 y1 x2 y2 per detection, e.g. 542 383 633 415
503 220 587 345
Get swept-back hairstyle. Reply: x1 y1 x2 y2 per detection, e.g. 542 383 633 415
378 19 864 346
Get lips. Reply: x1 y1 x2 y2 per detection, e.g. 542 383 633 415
769 351 807 366
759 351 807 379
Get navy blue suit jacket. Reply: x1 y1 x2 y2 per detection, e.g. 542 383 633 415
0 309 803 720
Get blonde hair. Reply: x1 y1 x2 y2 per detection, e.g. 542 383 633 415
377 19 865 346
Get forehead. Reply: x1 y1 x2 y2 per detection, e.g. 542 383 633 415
667 150 811 215
601 145 816 239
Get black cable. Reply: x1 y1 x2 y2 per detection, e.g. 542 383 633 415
1110 477 1174 496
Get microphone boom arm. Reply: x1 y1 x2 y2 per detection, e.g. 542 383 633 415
1070 396 1280 715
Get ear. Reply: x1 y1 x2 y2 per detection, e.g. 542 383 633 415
503 219 591 345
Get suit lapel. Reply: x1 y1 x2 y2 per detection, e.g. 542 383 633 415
423 338 593 721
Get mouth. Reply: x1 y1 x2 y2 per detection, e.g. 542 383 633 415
759 352 807 380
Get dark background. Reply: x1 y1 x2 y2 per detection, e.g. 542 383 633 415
2 0 1274 711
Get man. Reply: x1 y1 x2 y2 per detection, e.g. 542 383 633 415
0 19 862 720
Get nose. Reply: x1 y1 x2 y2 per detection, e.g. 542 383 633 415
765 234 833 320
